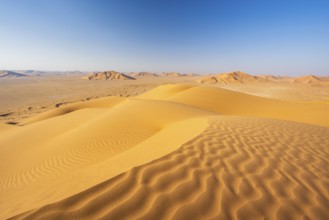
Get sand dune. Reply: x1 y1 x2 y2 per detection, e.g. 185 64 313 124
289 75 329 86
0 88 211 219
11 70 85 76
128 72 158 77
0 75 199 123
258 74 285 81
200 72 329 87
161 72 184 77
0 123 18 133
0 70 28 78
292 75 321 84
140 84 329 126
185 73 199 76
12 116 329 220
1 84 329 219
82 71 135 80
199 71 268 84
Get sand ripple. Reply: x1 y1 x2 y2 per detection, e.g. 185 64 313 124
12 116 329 220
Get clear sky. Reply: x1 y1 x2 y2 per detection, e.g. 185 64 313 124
0 0 328 75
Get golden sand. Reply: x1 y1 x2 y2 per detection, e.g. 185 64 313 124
1 84 328 219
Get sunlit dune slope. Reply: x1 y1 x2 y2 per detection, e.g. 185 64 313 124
0 123 18 132
140 84 329 126
19 96 126 125
1 84 329 219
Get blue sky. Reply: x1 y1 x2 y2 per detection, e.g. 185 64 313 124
0 0 328 75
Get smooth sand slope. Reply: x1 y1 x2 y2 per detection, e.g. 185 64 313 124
1 84 329 219
139 84 329 126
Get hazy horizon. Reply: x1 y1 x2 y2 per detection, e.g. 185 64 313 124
1 69 329 77
1 0 328 76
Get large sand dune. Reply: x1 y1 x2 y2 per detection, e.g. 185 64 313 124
1 84 329 219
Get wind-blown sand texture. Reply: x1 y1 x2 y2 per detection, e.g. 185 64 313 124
1 84 329 219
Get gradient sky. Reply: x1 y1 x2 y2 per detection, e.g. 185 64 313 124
0 0 328 75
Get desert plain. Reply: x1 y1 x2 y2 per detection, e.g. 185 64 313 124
0 70 329 219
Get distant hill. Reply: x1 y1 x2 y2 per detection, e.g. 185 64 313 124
128 72 158 77
13 70 86 76
185 73 199 76
200 71 268 84
258 75 286 81
14 70 47 76
0 70 28 78
199 72 329 86
160 72 183 77
59 71 86 75
82 71 135 80
319 76 329 81
291 75 322 84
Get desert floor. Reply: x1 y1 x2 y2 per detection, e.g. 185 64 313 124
0 75 197 123
0 75 329 219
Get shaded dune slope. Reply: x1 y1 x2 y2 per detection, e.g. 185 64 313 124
1 84 329 219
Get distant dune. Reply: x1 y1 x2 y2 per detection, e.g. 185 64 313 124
185 73 199 76
161 72 184 77
320 76 329 81
199 71 329 86
290 75 328 86
0 70 86 76
0 70 28 78
199 71 268 84
160 72 198 77
13 70 47 76
82 70 135 80
258 74 286 81
1 84 329 219
129 72 158 77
